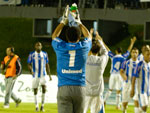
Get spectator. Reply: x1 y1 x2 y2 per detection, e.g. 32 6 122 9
21 0 29 6
1 47 22 108
107 0 115 8
130 0 140 9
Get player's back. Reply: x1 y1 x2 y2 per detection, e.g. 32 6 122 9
108 50 129 74
52 37 92 87
85 54 108 96
86 55 107 84
111 55 126 74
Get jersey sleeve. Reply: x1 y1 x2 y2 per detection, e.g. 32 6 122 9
133 62 142 78
121 61 126 70
82 38 92 49
122 51 130 59
52 37 64 50
99 40 108 56
108 51 115 58
27 53 32 64
16 58 22 76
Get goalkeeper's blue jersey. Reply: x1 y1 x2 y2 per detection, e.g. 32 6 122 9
52 37 92 87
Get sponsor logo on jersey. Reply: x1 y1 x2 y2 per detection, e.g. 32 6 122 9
62 69 82 74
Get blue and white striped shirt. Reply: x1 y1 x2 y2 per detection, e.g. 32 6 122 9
138 53 144 61
121 59 138 83
108 51 130 74
27 51 49 78
134 60 150 95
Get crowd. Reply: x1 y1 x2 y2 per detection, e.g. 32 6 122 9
12 0 150 9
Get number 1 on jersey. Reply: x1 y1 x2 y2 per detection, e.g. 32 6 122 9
69 50 76 67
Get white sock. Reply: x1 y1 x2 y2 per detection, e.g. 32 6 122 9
34 95 38 108
104 90 112 101
116 94 121 107
134 107 140 113
41 93 45 107
139 107 143 113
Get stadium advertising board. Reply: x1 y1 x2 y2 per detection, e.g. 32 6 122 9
0 74 58 103
0 0 21 5
140 0 150 2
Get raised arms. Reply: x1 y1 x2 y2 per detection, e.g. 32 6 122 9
79 24 92 40
127 36 136 52
52 5 69 40
52 23 65 40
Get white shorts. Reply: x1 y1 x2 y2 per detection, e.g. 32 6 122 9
84 96 104 113
138 93 149 107
109 73 123 90
122 83 138 102
32 77 46 89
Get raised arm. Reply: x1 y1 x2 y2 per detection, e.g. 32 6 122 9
94 30 110 52
127 36 136 52
75 10 91 39
79 24 92 39
52 5 69 40
52 23 65 39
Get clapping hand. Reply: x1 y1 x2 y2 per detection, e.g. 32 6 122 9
75 9 82 25
60 5 69 25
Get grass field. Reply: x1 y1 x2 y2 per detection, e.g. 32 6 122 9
0 103 150 113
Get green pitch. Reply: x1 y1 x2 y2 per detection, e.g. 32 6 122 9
0 103 150 113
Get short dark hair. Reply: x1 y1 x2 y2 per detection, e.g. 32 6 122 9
66 26 81 42
91 39 101 54
116 47 122 54
35 42 42 46
132 47 139 52
8 46 15 53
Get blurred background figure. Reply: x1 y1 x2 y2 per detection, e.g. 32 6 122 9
1 47 22 109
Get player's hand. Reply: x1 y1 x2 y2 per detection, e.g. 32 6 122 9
131 36 136 44
130 89 134 98
95 31 103 41
13 76 17 80
75 9 82 25
0 64 4 70
60 5 69 25
90 28 94 35
30 71 34 75
123 75 127 81
0 61 5 70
